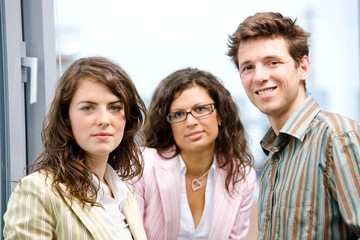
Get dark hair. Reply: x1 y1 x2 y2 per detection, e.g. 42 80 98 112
144 67 253 193
32 56 146 206
227 12 310 69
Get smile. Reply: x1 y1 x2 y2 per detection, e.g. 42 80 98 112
256 87 276 95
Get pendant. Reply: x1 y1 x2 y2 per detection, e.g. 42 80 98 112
191 179 202 191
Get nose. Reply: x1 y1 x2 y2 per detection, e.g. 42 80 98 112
185 112 198 126
97 109 110 126
253 65 269 84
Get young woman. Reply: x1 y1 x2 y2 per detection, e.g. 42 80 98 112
4 56 147 239
134 68 256 239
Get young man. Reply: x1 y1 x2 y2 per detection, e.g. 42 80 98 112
227 12 360 239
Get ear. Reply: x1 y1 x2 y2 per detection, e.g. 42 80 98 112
299 55 310 81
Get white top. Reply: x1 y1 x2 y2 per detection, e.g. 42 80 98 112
178 155 215 240
92 164 133 239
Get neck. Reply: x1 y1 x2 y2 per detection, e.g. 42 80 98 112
86 157 108 182
268 94 307 135
181 151 213 178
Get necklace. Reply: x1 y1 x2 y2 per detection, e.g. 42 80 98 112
186 169 210 191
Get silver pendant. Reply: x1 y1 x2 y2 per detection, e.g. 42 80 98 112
191 179 202 191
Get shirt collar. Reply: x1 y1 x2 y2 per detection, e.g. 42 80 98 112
261 96 321 155
91 164 128 207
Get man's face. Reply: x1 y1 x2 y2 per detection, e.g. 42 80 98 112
237 37 309 129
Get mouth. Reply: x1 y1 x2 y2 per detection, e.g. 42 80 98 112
187 131 203 137
92 132 112 137
256 87 276 95
186 131 204 141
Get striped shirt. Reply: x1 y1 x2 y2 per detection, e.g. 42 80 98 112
257 96 360 240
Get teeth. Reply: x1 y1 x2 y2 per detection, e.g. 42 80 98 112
258 88 274 95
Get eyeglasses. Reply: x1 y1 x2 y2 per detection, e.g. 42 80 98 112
166 103 216 124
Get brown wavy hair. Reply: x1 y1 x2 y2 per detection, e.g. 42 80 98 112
227 12 310 69
144 68 253 194
31 56 146 206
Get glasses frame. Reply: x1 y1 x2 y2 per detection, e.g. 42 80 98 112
166 103 216 124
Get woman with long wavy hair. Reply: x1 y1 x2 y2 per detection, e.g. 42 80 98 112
4 56 147 239
133 67 256 240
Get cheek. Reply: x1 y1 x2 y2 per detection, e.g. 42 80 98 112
170 125 182 142
69 113 87 140
241 78 252 89
117 121 126 133
114 118 127 135
70 121 86 142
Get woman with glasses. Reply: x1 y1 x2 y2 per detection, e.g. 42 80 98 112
133 67 256 239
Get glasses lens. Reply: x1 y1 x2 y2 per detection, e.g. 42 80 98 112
167 103 215 123
192 104 213 117
167 111 186 123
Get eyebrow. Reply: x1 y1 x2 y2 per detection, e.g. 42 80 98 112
239 55 283 66
75 100 122 105
170 102 212 111
239 60 251 68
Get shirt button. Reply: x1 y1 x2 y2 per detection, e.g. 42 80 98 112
266 214 271 221
270 185 275 191
272 152 280 162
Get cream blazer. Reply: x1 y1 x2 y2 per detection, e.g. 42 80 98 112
134 147 256 240
3 171 147 240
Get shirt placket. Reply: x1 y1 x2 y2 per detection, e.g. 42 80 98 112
263 151 280 240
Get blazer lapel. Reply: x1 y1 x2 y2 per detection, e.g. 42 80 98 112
209 167 240 238
59 184 113 239
122 190 148 240
155 156 182 239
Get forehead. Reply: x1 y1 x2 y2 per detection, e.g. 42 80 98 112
237 37 290 64
71 77 118 101
170 85 213 109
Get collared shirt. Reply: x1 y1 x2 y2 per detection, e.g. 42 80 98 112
92 164 133 240
258 96 360 240
178 155 215 240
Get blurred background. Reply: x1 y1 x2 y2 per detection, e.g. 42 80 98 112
1 0 359 238
54 0 360 174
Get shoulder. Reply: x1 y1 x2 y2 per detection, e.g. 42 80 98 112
9 171 59 205
244 165 256 183
215 163 256 193
16 171 52 190
141 146 177 165
237 165 257 194
139 147 179 181
239 165 256 191
6 171 56 213
141 147 159 158
315 111 360 136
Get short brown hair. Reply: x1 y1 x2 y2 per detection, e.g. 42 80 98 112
227 12 310 69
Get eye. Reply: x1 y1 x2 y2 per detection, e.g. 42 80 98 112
80 106 94 112
241 65 253 74
173 111 185 119
109 104 124 112
267 60 279 67
194 105 209 113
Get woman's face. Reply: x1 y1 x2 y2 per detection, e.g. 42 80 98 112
169 85 220 155
69 77 126 162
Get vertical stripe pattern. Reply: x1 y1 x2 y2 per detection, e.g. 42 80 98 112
258 96 360 239
134 147 256 240
3 171 147 240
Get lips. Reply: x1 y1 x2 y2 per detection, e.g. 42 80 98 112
186 131 203 141
256 87 276 95
92 132 112 137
